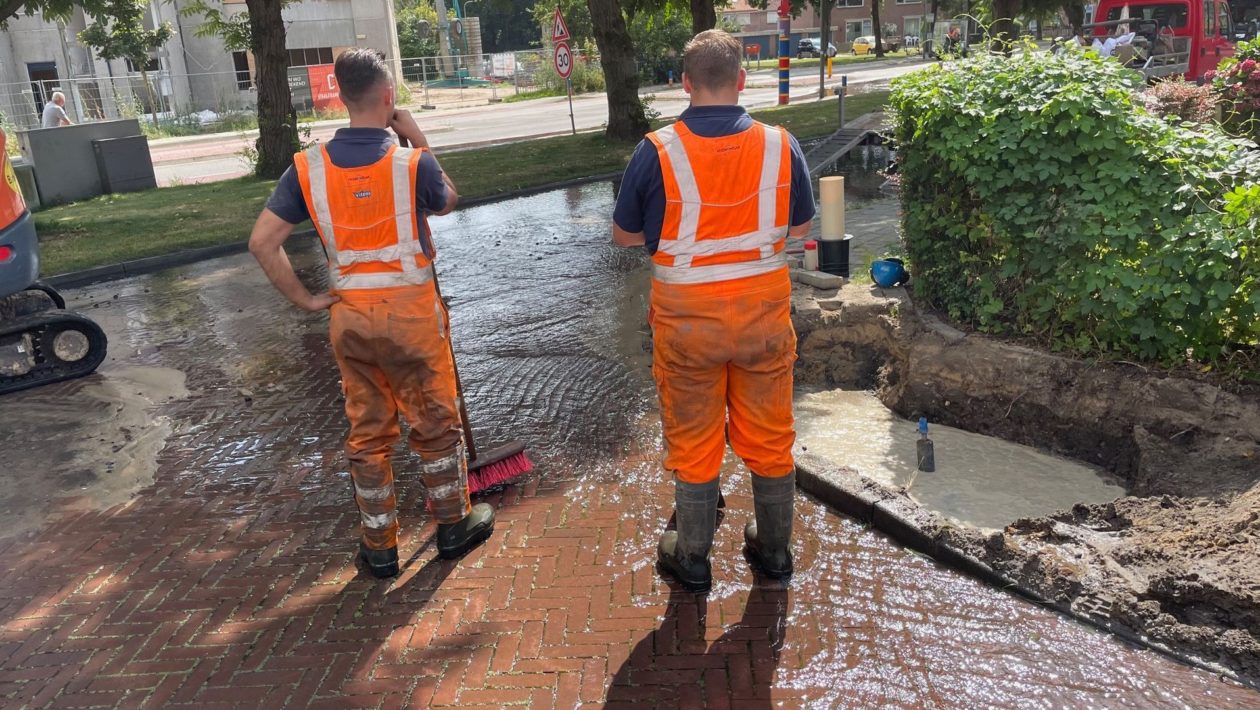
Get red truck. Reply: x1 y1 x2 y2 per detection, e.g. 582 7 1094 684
1089 0 1236 80
0 132 107 394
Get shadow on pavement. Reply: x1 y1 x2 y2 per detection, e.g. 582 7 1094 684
606 578 791 707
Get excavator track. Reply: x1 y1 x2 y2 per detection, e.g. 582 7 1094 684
0 309 108 396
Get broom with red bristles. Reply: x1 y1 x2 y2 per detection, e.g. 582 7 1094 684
401 135 534 494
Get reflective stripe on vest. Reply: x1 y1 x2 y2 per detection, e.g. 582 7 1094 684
300 144 434 291
648 121 790 285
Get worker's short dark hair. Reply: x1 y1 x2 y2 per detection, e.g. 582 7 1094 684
335 49 391 107
683 30 742 92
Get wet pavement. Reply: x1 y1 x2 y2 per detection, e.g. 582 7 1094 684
0 183 1257 707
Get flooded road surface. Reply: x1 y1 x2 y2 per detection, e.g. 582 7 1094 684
795 389 1129 530
0 183 1255 706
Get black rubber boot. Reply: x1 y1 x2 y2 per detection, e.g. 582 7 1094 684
744 470 795 579
437 503 496 559
359 543 400 579
657 478 720 593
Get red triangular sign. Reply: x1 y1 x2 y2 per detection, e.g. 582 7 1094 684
552 7 571 42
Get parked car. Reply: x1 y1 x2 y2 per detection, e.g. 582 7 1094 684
798 37 838 58
853 35 903 55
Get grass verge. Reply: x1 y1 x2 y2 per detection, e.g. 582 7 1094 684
34 91 889 276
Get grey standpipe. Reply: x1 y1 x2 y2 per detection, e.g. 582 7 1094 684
838 74 848 127
916 417 936 472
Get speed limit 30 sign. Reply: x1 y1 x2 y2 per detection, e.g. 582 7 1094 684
553 41 573 80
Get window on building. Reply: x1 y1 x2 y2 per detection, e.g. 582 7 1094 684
766 11 777 22
288 47 335 67
904 17 922 36
840 0 863 6
736 12 751 24
233 51 253 90
896 0 921 4
126 57 160 73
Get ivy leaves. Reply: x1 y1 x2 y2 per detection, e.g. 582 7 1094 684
890 47 1260 370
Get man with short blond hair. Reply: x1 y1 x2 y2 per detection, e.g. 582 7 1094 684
249 49 495 579
612 29 815 593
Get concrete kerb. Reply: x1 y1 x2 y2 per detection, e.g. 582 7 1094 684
793 452 1249 688
45 171 625 290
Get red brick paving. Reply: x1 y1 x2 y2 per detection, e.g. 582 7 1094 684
1 242 1256 708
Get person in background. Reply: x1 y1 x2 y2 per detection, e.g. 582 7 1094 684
41 92 72 128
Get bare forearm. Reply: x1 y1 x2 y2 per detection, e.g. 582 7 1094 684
251 243 315 309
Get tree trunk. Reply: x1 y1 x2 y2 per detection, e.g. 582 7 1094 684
587 0 649 142
140 68 160 127
246 0 298 179
1063 1 1085 34
926 0 940 57
689 0 717 34
990 0 1020 52
872 0 884 57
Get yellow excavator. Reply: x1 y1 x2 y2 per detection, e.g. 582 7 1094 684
0 132 107 394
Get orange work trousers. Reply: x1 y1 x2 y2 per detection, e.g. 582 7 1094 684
328 284 471 550
650 268 798 484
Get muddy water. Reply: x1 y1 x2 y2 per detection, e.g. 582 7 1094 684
0 365 187 538
795 389 1129 530
6 182 1257 703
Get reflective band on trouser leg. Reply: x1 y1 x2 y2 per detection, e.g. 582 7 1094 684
352 461 400 550
419 442 471 523
331 300 404 550
372 288 470 524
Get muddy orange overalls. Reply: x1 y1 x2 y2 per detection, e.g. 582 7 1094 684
295 143 470 552
646 120 796 484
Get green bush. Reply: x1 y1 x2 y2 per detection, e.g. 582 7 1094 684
1207 39 1260 143
890 46 1260 368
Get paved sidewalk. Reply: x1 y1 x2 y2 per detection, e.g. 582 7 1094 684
0 185 1251 708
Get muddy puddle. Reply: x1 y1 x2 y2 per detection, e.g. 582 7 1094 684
0 364 187 538
795 389 1128 530
3 182 1256 702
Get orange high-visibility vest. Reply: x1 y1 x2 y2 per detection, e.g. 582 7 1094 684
646 120 792 285
295 144 434 294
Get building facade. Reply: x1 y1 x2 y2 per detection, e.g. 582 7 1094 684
722 0 928 56
0 0 402 129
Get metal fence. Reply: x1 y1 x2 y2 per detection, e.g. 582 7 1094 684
398 48 599 110
0 48 600 138
0 70 258 133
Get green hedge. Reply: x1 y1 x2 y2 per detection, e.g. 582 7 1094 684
890 47 1260 369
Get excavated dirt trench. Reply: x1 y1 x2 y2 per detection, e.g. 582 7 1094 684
792 280 1260 683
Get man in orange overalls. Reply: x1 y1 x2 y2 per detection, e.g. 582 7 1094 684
249 49 494 578
613 30 815 593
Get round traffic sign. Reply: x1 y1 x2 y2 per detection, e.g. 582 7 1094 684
554 41 573 79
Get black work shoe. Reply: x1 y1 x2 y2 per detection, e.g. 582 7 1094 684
359 543 400 578
657 531 712 593
437 503 495 559
743 522 793 579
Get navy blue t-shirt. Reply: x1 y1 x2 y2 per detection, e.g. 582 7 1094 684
267 127 448 237
613 105 815 255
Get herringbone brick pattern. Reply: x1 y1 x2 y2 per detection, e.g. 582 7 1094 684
1 188 1256 707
